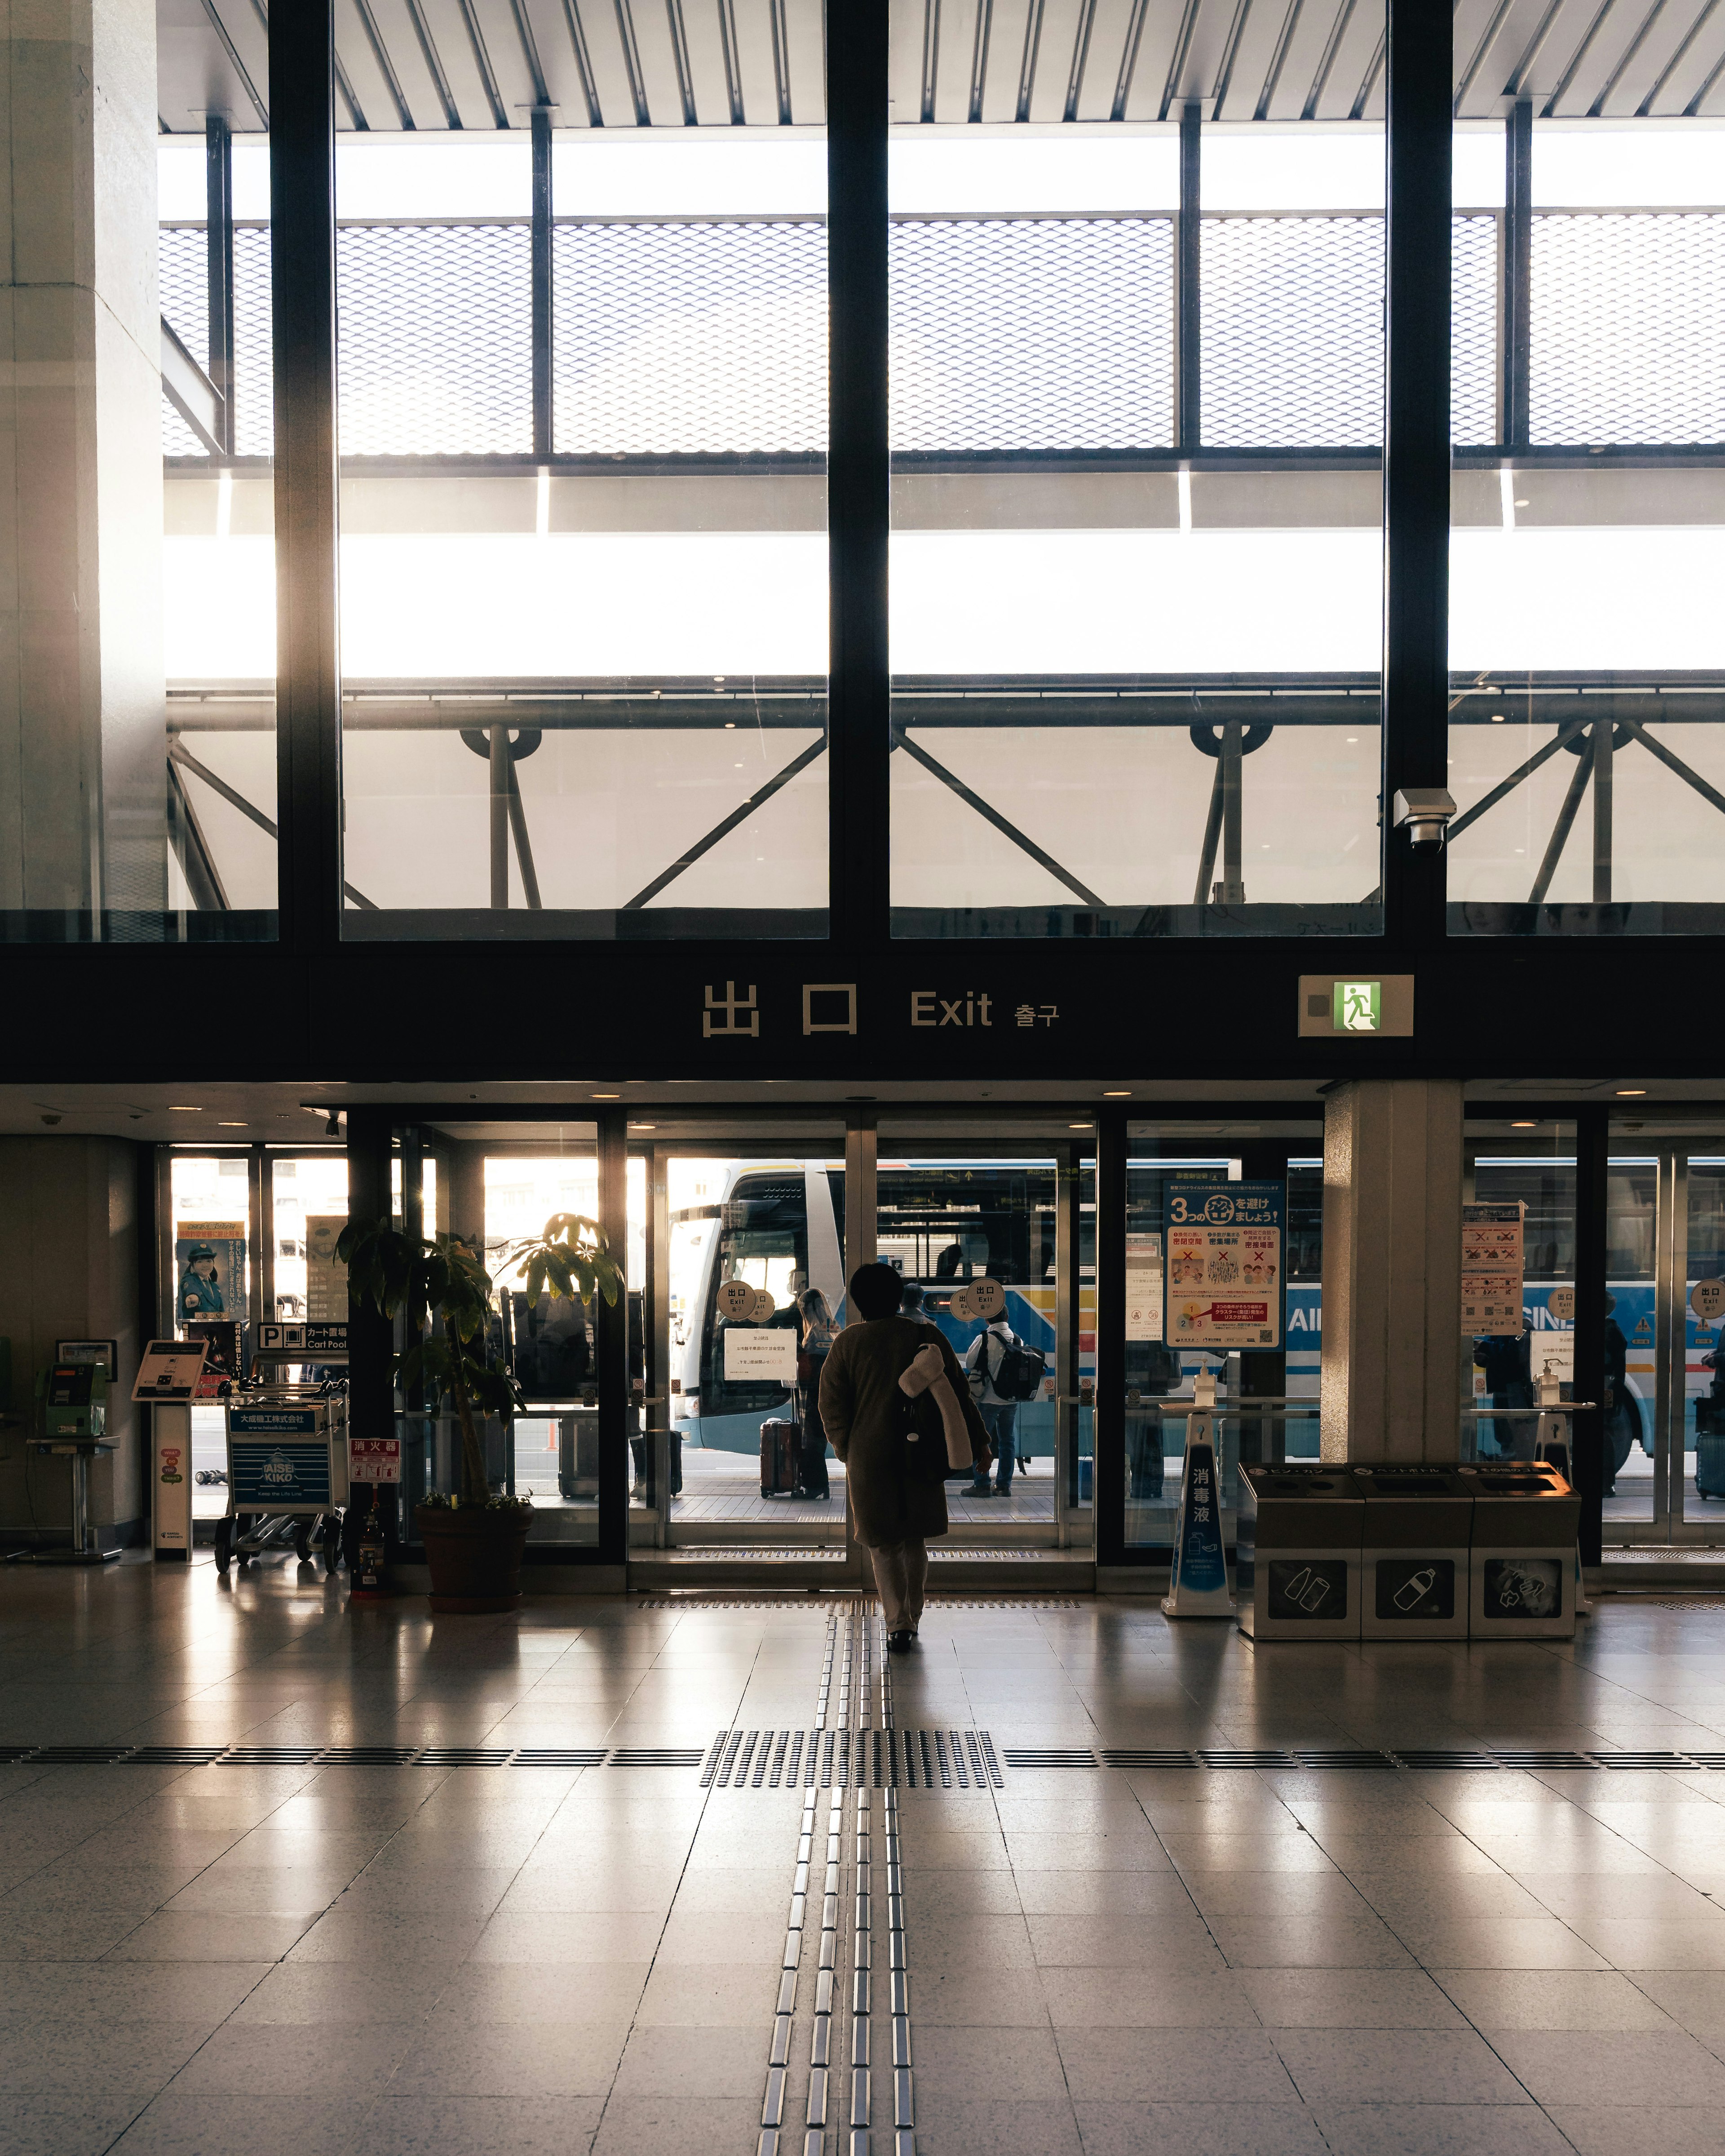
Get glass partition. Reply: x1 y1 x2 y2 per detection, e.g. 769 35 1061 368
1460 1120 1578 1469
336 63 829 937
1121 1123 1322 1553
1448 97 1725 935
886 8 1387 937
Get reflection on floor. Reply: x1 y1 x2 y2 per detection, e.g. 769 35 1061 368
11 1563 1725 2156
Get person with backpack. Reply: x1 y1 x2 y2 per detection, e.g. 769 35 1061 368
964 1310 1029 1498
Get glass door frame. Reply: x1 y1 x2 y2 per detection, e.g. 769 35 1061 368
1608 1137 1724 1549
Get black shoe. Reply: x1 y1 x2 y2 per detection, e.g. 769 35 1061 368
887 1630 914 1654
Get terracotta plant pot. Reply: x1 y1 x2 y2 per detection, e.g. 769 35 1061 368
415 1503 532 1613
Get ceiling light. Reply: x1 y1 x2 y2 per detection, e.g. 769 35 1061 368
168 1105 201 1112
1511 1120 1535 1128
629 1121 657 1130
1616 1088 1647 1097
218 1121 247 1127
1491 712 1506 722
1103 1091 1131 1098
1069 1122 1092 1129
1514 498 1529 508
593 1093 620 1100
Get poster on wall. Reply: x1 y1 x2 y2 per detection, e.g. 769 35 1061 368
1125 1233 1164 1342
1163 1180 1283 1349
175 1220 247 1328
304 1217 348 1325
1461 1201 1525 1334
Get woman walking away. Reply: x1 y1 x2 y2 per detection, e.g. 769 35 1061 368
796 1286 837 1501
818 1262 990 1652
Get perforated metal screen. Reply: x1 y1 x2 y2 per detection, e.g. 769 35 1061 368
1532 213 1725 446
554 218 825 456
158 210 1725 461
891 217 1175 453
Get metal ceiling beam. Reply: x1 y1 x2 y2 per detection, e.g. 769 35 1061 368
1064 0 1099 120
1544 0 1618 113
664 0 699 124
969 0 994 120
770 0 794 123
1684 21 1725 102
1592 0 1674 111
622 736 826 908
717 0 746 122
1303 0 1357 118
509 0 552 104
1456 0 1516 111
613 0 654 123
1641 0 1722 112
1213 0 1255 115
404 0 465 127
199 0 269 127
1256 0 1307 119
1154 0 1200 119
352 0 417 128
559 0 607 125
456 0 512 125
922 0 942 121
1506 0 1568 95
1347 20 1384 115
1017 0 1046 120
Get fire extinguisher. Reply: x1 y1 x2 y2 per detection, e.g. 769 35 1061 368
348 1490 390 1603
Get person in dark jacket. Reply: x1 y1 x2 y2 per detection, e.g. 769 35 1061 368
819 1262 989 1649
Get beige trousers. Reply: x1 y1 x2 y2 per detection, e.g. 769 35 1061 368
870 1538 929 1632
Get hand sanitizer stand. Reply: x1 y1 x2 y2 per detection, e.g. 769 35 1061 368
1162 1374 1234 1618
136 1340 210 1564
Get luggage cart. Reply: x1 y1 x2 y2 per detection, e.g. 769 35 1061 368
216 1384 349 1576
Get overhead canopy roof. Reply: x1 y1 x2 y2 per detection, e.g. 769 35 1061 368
157 0 1725 136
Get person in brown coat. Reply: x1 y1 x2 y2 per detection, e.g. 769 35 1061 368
818 1262 990 1650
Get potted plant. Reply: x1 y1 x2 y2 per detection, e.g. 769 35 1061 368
338 1213 622 1613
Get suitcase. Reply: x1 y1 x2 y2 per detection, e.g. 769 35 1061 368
760 1417 801 1498
1697 1432 1725 1501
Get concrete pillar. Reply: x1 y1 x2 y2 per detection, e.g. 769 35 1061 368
1320 1079 1464 1463
0 1137 146 1542
0 0 166 922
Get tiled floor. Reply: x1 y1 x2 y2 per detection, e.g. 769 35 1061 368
9 1564 1725 2156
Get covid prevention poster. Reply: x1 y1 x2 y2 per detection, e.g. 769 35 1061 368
175 1220 247 1327
1461 1202 1525 1334
1163 1180 1283 1349
1125 1232 1164 1342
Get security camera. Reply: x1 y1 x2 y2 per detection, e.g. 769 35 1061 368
1393 787 1458 853
40 1113 61 1127
325 1115 342 1137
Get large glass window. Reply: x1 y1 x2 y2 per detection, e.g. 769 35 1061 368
886 9 1386 938
333 23 829 938
1448 88 1725 934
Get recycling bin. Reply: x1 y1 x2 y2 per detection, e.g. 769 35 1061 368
1351 1464 1474 1641
1235 1462 1364 1641
1458 1460 1580 1639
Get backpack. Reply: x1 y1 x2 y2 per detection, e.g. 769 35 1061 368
984 1330 1047 1403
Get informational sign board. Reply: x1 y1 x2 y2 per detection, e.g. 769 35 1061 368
55 1339 117 1380
1530 1329 1575 1381
257 1322 349 1357
229 1440 332 1509
304 1216 347 1325
948 1285 977 1323
1461 1202 1526 1334
133 1339 209 1402
348 1436 402 1484
175 1219 246 1326
1125 1233 1163 1343
723 1326 798 1385
751 1287 778 1324
185 1319 241 1379
1163 1181 1283 1349
971 1277 1005 1321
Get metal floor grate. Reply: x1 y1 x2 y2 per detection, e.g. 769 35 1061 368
702 1727 1003 1791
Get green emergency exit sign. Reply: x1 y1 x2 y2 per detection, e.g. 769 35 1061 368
1333 981 1381 1032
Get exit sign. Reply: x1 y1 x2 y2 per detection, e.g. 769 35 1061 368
1299 975 1415 1038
